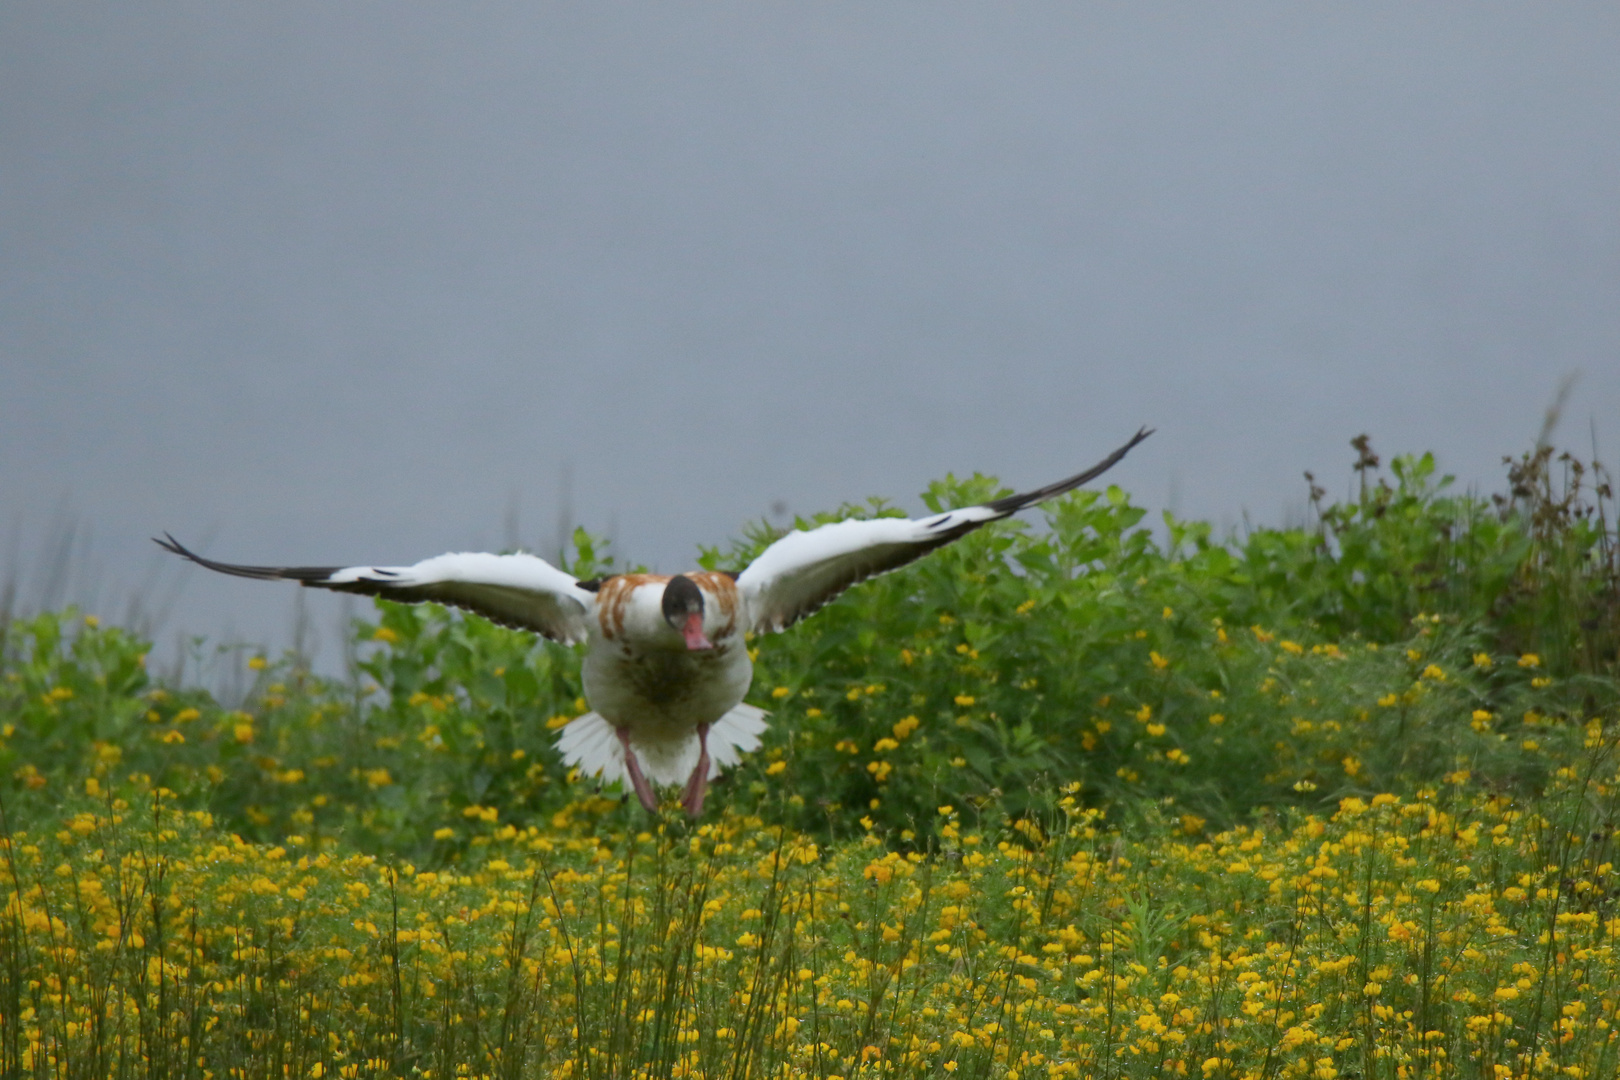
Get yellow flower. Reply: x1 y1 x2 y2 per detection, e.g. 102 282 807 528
545 714 574 730
1150 651 1170 669
1518 653 1540 668
433 827 455 840
1473 652 1493 669
892 715 920 740
954 694 975 707
765 761 787 776
771 686 792 699
248 656 267 670
1208 713 1225 726
371 626 398 644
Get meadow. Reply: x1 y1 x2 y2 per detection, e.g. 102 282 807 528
0 438 1616 1078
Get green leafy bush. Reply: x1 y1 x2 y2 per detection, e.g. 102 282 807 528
727 475 1591 837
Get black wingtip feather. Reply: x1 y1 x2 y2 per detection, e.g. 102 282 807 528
981 427 1153 515
154 534 345 584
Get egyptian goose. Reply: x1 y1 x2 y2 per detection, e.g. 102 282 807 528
158 428 1149 816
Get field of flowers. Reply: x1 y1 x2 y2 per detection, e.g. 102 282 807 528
5 765 1619 1078
1 438 1616 1077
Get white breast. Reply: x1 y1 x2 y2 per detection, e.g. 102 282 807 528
579 578 754 774
550 573 761 789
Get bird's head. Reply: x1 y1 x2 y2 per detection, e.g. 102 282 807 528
662 575 712 650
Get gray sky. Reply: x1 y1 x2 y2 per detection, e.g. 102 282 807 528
3 4 1618 675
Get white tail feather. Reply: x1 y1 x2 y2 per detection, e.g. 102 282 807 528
553 712 626 783
707 703 768 774
555 704 770 790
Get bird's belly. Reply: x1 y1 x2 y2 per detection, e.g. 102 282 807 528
583 641 752 737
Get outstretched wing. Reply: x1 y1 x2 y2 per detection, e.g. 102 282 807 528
155 535 594 644
735 428 1151 633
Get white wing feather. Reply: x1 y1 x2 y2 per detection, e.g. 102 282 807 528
736 509 1000 632
154 537 594 644
323 552 596 643
736 429 1151 634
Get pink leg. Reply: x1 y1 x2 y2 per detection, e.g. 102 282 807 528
681 724 712 818
615 727 660 812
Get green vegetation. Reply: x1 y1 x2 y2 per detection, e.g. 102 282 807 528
0 436 1616 1077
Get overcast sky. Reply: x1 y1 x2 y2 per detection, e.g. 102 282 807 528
3 4 1617 675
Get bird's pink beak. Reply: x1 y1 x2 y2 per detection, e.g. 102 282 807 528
682 613 713 651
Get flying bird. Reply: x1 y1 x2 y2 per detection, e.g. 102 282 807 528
158 428 1150 816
